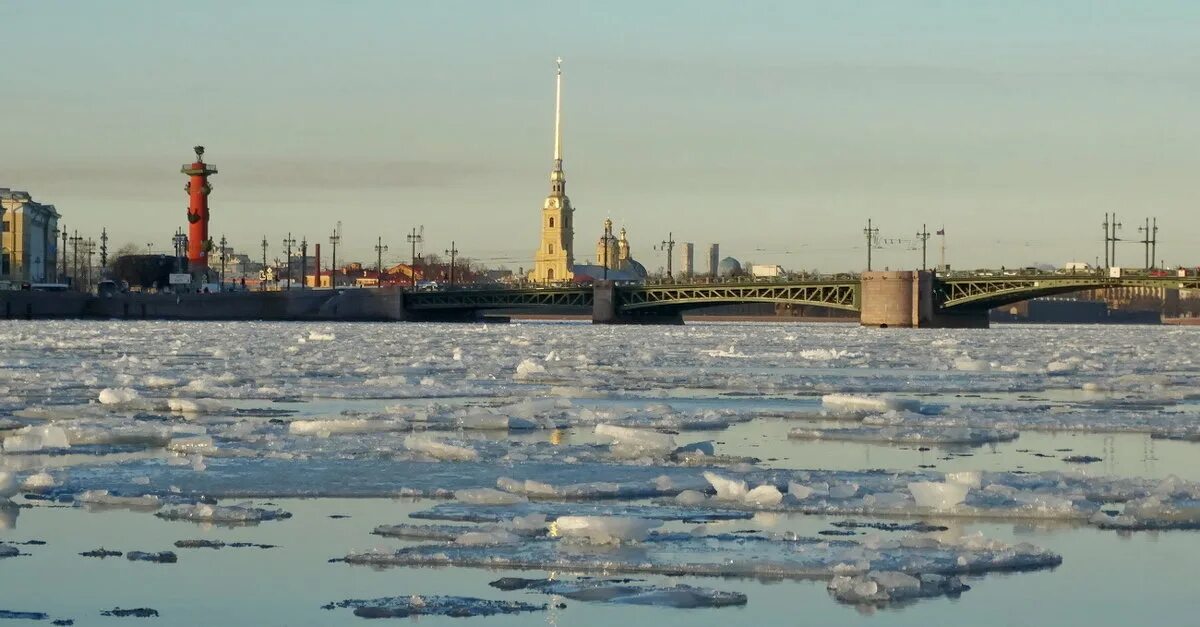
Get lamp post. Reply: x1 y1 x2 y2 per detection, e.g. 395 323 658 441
61 226 68 285
329 223 341 289
70 231 84 291
282 233 295 290
219 234 228 290
406 227 423 289
444 241 458 287
260 236 268 290
374 237 388 286
863 219 879 272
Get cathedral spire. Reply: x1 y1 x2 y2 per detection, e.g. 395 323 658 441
554 57 563 164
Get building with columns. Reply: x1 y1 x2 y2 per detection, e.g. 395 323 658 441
1 188 61 283
532 58 575 283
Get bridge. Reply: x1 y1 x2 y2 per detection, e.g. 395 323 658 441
403 272 1200 327
6 272 1195 327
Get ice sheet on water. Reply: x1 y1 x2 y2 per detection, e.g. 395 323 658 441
551 516 662 543
828 571 968 605
156 502 291 523
76 490 161 510
2 425 71 453
821 394 923 416
322 595 545 619
345 530 1061 580
490 577 747 608
403 435 478 461
789 424 1018 446
410 501 753 524
594 424 676 459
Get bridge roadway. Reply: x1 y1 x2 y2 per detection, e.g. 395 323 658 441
405 272 1200 327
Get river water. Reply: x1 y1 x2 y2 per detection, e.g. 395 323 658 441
1 320 1198 625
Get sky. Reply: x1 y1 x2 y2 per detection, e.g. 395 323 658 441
2 1 1198 272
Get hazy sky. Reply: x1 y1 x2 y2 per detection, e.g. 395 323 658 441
3 1 1198 271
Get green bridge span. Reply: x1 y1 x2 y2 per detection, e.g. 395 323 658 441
403 273 1200 327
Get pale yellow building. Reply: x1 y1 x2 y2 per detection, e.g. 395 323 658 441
532 58 574 283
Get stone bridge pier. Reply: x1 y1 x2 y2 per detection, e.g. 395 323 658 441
592 281 684 325
859 271 988 328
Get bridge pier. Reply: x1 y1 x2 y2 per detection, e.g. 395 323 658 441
592 281 683 325
860 271 988 328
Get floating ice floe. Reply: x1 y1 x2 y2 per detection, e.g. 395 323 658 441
322 595 545 619
2 425 70 453
345 531 1062 580
455 487 527 505
789 425 1018 446
410 501 752 524
126 550 177 563
595 424 676 459
156 502 291 524
288 418 408 436
0 473 18 500
514 359 548 380
827 571 968 605
490 577 747 608
821 394 922 416
98 387 140 405
403 435 478 461
76 490 161 510
550 515 662 543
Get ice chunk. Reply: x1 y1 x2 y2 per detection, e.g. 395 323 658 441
675 490 708 506
821 394 921 415
490 578 747 608
126 551 177 563
167 398 226 415
403 435 478 461
98 387 140 405
945 471 983 490
20 471 57 493
156 502 291 523
289 418 407 436
703 472 748 502
788 482 815 500
745 485 784 507
828 570 968 605
456 488 527 505
455 530 522 546
2 425 70 453
594 424 676 459
551 516 662 544
514 359 547 380
166 436 217 454
322 596 545 619
77 490 161 509
0 473 18 500
908 482 969 510
953 357 991 372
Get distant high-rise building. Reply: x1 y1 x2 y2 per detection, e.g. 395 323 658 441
707 243 720 278
680 242 694 278
533 58 574 283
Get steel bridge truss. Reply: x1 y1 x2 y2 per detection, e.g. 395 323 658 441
620 282 860 312
406 288 593 310
938 276 1200 310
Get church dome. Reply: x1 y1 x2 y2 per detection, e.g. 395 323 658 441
717 257 742 277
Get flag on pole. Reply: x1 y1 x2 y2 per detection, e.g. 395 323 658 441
936 228 945 235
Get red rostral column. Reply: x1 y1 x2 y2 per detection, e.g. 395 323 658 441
181 145 218 275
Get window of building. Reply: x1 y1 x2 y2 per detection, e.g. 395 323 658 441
548 244 554 254
549 217 555 228
547 268 554 280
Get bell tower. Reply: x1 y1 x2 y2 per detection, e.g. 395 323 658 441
533 57 573 283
